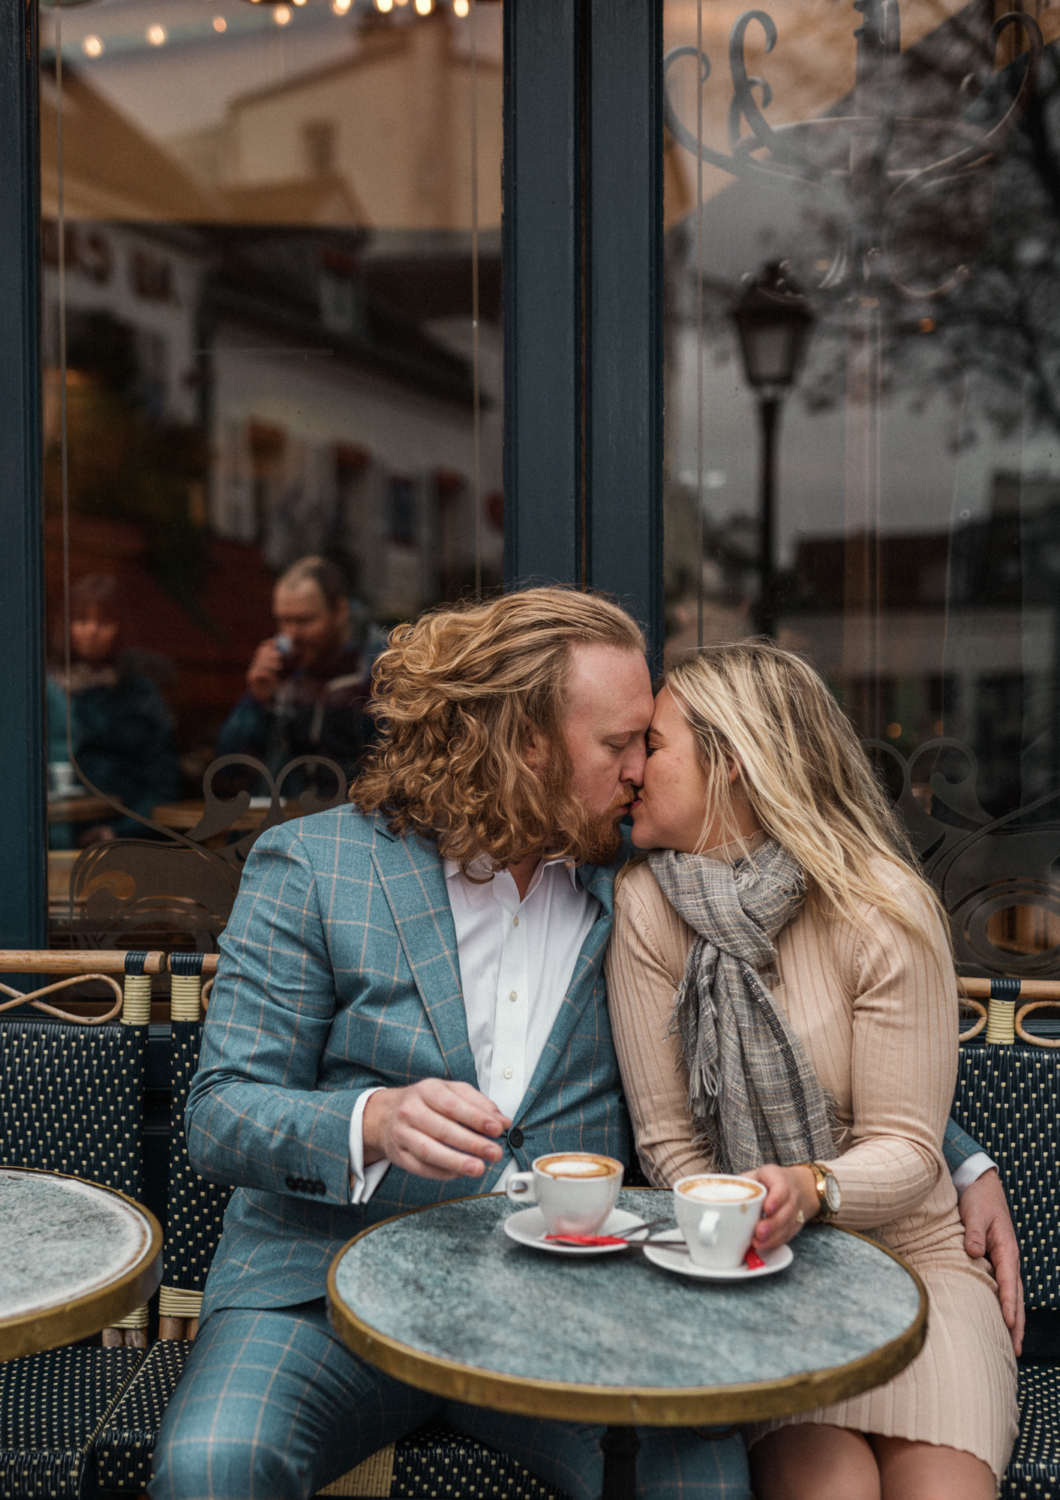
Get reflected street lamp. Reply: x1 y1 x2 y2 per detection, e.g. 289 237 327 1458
732 262 814 637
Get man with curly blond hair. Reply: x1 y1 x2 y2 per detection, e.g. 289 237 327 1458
153 585 1013 1500
152 586 753 1500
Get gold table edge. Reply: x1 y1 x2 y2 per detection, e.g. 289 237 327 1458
325 1191 928 1426
0 1167 164 1361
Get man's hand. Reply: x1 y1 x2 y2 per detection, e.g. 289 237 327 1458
363 1080 512 1182
960 1167 1024 1356
246 639 286 705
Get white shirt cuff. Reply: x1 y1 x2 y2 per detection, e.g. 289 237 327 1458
951 1152 997 1199
348 1087 391 1205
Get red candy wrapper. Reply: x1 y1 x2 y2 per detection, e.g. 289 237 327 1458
744 1246 766 1269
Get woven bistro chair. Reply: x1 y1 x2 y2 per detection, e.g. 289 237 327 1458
0 950 161 1500
957 977 1060 1500
91 954 571 1500
94 952 234 1493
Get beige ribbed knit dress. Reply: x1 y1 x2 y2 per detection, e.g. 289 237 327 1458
605 854 1017 1482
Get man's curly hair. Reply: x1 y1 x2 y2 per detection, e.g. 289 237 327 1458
353 587 645 871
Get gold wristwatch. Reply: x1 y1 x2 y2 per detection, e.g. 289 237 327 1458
800 1161 841 1221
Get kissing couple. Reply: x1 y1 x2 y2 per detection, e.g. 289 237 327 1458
153 586 1020 1500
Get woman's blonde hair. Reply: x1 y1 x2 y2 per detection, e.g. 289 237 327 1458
664 641 948 947
353 587 644 871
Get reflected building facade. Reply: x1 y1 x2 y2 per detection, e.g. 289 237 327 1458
662 0 1060 976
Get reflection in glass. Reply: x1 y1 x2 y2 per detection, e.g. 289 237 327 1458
41 0 503 947
663 0 1060 979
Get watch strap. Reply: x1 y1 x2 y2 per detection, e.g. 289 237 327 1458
798 1160 838 1221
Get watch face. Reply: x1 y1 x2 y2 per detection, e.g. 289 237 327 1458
824 1174 841 1213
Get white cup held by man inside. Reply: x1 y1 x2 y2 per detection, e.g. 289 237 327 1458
505 1152 624 1235
672 1173 767 1269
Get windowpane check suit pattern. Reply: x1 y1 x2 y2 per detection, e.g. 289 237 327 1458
159 803 984 1500
185 805 628 1320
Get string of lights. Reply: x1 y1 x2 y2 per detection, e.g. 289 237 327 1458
52 0 477 63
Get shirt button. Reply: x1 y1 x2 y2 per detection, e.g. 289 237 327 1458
509 990 518 1002
513 915 519 927
503 1067 513 1080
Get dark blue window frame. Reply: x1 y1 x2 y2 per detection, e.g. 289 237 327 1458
0 0 663 946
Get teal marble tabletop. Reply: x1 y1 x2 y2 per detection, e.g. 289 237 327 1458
328 1189 926 1425
0 1168 162 1361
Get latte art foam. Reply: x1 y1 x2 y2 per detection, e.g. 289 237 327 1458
679 1178 761 1202
537 1155 619 1179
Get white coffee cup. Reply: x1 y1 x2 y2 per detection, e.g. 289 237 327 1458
49 761 79 800
672 1173 767 1269
505 1152 624 1235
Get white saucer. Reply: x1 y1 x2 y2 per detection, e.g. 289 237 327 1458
642 1231 794 1281
503 1206 648 1256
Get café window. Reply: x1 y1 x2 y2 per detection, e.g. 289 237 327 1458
662 0 1060 981
40 0 503 950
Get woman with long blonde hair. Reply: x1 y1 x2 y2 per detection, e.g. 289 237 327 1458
605 641 1017 1500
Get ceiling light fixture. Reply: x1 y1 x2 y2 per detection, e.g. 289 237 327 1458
453 0 469 14
82 33 103 55
213 15 227 30
414 0 432 13
333 0 352 11
274 4 291 21
146 23 167 44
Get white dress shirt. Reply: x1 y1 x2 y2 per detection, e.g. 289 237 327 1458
347 853 996 1202
348 855 600 1202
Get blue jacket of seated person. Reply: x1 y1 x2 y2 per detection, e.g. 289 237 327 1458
186 805 627 1319
187 804 984 1322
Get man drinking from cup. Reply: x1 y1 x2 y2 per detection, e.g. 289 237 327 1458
152 586 1021 1500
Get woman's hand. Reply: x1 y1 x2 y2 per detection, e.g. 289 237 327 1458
741 1164 820 1252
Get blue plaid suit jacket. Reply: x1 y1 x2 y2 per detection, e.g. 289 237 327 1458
187 805 629 1318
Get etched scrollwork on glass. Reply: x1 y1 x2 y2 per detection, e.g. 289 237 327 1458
663 0 1044 301
872 736 1060 978
57 755 350 953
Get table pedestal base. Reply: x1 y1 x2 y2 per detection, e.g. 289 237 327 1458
600 1424 640 1500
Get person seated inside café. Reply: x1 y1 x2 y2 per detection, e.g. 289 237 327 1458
214 555 375 798
47 573 182 848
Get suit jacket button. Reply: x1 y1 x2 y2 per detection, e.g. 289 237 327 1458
507 1127 524 1150
314 1179 326 1195
285 1176 297 1191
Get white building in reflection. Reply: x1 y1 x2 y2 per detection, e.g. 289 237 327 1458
39 7 505 625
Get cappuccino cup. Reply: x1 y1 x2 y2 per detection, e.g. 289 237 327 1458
672 1174 766 1269
505 1153 623 1235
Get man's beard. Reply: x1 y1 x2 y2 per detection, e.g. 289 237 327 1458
560 782 632 866
576 810 625 866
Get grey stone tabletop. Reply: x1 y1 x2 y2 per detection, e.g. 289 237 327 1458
0 1169 152 1320
329 1189 926 1425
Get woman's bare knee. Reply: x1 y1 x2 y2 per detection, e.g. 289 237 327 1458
749 1424 880 1500
873 1437 996 1500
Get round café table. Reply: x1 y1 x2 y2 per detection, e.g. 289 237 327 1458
328 1188 926 1500
0 1168 163 1361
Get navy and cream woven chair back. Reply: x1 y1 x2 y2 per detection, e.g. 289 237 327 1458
956 977 1060 1499
0 950 159 1500
93 952 235 1492
159 951 232 1337
0 951 154 1341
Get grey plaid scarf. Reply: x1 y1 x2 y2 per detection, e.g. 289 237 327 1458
649 839 838 1174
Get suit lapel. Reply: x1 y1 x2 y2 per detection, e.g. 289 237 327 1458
514 859 617 1120
370 828 478 1086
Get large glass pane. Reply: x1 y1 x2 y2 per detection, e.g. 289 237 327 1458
41 0 503 949
663 0 1060 980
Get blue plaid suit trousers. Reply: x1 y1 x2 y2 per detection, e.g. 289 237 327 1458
149 1301 751 1500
